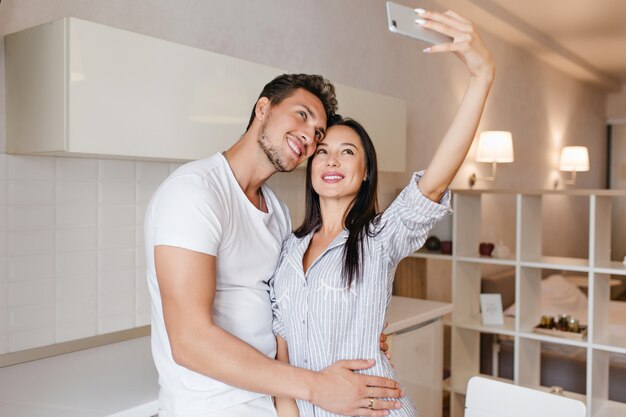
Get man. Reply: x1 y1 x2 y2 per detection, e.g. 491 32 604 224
145 74 401 417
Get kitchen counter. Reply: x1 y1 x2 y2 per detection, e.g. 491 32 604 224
386 296 452 334
0 336 158 417
0 296 450 417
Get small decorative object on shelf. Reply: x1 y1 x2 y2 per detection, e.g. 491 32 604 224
549 386 564 395
440 240 452 254
533 314 587 340
425 236 441 251
492 241 511 258
478 242 494 256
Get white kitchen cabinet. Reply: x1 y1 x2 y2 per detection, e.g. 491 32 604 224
6 17 406 171
386 296 452 417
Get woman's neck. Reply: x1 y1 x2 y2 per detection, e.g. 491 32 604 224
317 196 352 236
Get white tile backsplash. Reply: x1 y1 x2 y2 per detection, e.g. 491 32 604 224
9 181 56 205
56 251 98 276
56 205 98 228
0 153 305 354
99 227 134 249
56 228 98 252
8 279 55 307
0 284 7 309
57 157 98 181
8 230 55 256
56 297 97 322
0 181 7 204
137 161 170 183
8 254 56 282
57 181 98 203
9 327 56 352
99 204 135 227
8 205 55 230
99 181 135 204
9 303 55 330
0 155 8 179
8 156 56 180
98 270 135 294
0 258 7 282
0 235 6 257
56 321 97 343
99 313 135 334
57 275 97 300
99 249 135 272
0 309 9 333
99 160 136 182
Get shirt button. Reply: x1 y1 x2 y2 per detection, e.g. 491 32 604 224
302 320 306 324
303 359 308 364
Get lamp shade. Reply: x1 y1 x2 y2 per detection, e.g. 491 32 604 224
559 146 589 172
476 131 514 163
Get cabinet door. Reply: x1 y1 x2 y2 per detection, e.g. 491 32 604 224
389 319 443 417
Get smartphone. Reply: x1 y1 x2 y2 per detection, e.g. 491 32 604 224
386 1 452 45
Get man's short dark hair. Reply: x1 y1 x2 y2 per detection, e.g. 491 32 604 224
245 74 338 131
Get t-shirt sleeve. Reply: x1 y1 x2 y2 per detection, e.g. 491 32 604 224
152 175 224 256
269 239 290 340
377 171 453 267
269 277 287 340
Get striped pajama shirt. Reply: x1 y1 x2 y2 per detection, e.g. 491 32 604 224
270 171 452 417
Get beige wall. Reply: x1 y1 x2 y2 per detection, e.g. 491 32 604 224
0 0 615 351
608 84 626 121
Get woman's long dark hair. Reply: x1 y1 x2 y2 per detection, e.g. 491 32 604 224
294 115 383 287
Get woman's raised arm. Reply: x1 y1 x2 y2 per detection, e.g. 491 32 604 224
416 10 495 202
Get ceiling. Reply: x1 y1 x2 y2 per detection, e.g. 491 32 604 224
434 0 626 91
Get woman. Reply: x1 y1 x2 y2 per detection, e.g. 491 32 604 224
270 9 494 417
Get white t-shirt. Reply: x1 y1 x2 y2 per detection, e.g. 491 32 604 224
144 153 291 415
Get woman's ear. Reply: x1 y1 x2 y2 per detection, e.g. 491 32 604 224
255 97 271 121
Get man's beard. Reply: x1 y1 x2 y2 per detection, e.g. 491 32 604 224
257 118 295 173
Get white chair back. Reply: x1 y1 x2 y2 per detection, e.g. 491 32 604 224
465 376 586 417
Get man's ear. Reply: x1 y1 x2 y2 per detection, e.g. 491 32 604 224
255 97 271 121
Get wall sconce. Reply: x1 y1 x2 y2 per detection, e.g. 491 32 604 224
559 146 589 185
469 131 514 187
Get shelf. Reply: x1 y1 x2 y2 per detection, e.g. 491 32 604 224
443 377 452 393
592 334 626 355
454 316 516 337
520 256 590 272
449 189 624 417
595 400 626 417
519 331 589 348
456 255 517 266
409 249 452 260
523 384 586 404
594 261 626 276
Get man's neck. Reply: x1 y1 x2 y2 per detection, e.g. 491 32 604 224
223 131 276 196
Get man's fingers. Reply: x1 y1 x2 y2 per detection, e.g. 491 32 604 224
366 386 403 399
362 374 400 389
358 409 394 417
340 359 375 371
380 332 387 342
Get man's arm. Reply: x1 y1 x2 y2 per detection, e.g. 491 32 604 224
274 336 300 417
155 245 402 416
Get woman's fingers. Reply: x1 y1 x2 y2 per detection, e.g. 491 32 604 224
424 41 472 54
416 9 473 34
444 9 472 24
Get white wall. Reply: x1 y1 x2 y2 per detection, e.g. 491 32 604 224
0 0 610 353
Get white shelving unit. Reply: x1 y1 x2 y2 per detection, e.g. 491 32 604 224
417 189 626 417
